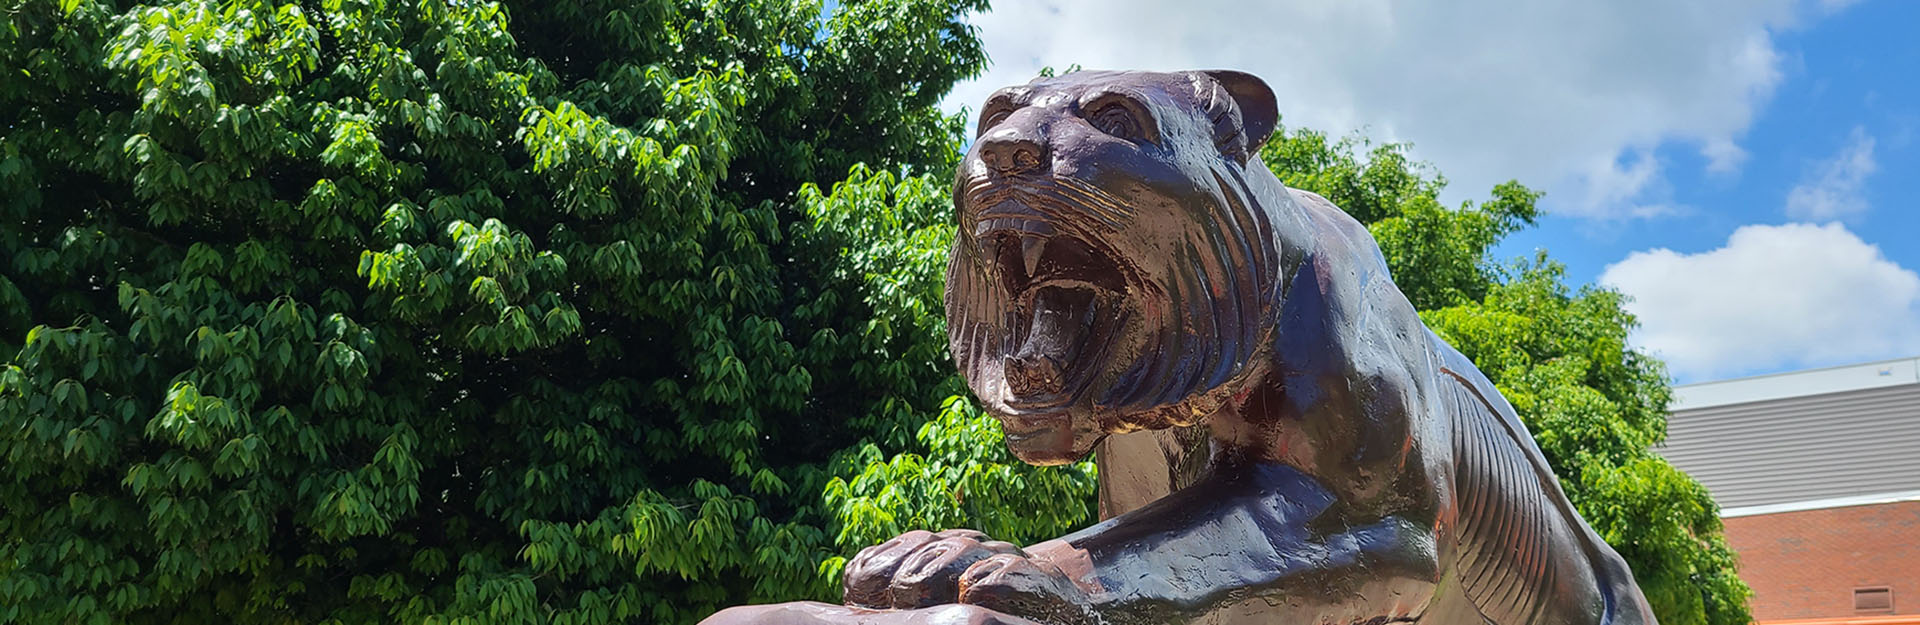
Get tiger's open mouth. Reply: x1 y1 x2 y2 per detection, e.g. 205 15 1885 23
973 202 1129 411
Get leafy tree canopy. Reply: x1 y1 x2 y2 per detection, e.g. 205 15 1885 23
1 0 1009 623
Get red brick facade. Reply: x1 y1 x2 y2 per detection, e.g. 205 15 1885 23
1722 500 1920 622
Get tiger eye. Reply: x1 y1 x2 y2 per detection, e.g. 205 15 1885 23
1090 103 1140 140
979 107 1015 136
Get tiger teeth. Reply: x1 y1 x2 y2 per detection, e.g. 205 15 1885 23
1021 235 1045 278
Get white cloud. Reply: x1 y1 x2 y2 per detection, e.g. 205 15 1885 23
1701 138 1749 175
1576 149 1684 218
945 0 1839 219
1784 127 1877 220
1600 223 1920 381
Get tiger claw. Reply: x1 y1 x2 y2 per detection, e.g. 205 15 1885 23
958 554 1096 625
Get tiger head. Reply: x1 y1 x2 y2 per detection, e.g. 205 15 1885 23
947 69 1290 465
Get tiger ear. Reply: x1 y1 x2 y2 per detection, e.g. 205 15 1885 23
1202 70 1278 157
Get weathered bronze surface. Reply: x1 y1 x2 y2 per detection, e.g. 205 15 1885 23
701 69 1658 625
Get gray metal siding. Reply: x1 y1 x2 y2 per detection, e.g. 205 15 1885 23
1658 382 1920 509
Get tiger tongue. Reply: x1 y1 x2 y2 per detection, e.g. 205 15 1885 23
1006 287 1095 397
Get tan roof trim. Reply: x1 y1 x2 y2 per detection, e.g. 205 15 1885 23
1721 490 1920 518
1759 616 1920 625
1672 356 1919 411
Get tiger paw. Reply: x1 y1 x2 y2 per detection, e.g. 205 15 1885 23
957 554 1097 625
843 529 1027 609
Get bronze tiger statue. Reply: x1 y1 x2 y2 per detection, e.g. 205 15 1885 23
703 70 1657 625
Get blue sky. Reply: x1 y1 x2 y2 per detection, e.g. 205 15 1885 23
1525 0 1919 282
940 0 1920 384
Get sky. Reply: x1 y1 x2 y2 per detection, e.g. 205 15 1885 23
936 0 1920 384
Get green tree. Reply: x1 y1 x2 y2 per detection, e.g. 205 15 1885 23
0 0 1000 623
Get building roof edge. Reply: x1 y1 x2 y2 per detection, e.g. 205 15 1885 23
1672 356 1920 411
1720 489 1920 518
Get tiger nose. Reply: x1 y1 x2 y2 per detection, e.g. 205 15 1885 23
978 125 1047 175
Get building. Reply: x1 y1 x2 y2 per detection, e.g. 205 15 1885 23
1661 356 1920 625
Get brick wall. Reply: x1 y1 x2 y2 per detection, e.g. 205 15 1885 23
1723 500 1920 621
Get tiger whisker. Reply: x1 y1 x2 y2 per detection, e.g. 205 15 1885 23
1051 177 1136 223
1029 185 1126 230
962 175 1132 232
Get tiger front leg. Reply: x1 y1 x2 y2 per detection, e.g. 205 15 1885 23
958 464 1445 625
